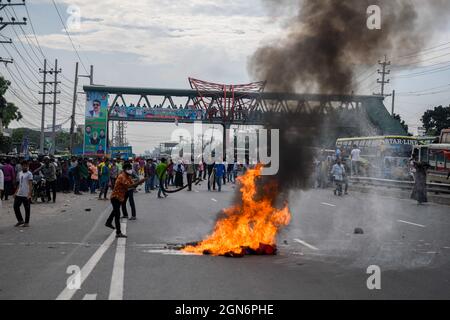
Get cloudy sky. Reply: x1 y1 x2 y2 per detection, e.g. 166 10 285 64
2 0 450 154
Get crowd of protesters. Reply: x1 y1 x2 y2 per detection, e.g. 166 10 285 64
0 154 243 230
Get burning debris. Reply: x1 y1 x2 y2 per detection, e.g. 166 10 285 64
183 166 290 257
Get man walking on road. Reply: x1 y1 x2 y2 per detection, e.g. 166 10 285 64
214 161 225 192
156 158 168 198
350 144 361 176
13 161 33 227
186 160 195 191
98 158 111 200
144 159 156 193
34 156 57 203
105 162 145 238
330 159 345 196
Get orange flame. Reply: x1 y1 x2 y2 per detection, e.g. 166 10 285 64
183 165 291 256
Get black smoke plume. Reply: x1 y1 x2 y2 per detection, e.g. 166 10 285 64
249 0 450 199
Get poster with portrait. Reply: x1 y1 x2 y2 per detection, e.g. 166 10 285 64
84 91 109 156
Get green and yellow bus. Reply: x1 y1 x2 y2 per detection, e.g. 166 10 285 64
336 136 419 180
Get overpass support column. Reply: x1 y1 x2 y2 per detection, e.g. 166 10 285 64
222 123 231 161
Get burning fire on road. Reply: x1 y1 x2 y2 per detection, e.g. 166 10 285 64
183 165 291 257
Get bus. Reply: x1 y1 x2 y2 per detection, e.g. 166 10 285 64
439 129 450 144
412 143 450 184
336 136 419 180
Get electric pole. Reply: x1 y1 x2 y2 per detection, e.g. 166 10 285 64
51 59 61 155
69 63 94 154
39 59 48 155
0 0 26 63
373 55 391 97
39 59 61 155
69 62 79 154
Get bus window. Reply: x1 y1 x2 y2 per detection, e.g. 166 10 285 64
420 147 428 163
412 147 419 161
436 152 445 171
429 150 437 170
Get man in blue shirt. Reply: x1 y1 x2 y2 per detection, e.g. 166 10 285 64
214 161 225 192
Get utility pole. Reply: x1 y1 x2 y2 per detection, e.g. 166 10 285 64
373 55 391 97
50 59 61 155
69 62 79 154
391 90 396 115
79 64 94 85
0 1 26 63
69 63 94 154
39 59 48 155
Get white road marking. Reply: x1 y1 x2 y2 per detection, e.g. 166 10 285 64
109 221 127 300
82 294 97 300
143 249 199 256
293 238 319 251
56 231 116 300
321 202 336 207
397 220 426 228
211 198 218 202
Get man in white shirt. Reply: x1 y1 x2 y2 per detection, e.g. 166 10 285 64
350 144 361 176
13 160 33 227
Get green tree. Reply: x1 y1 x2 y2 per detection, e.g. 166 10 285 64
0 76 23 129
421 105 450 136
392 113 410 135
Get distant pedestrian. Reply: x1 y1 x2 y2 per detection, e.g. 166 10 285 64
214 161 225 192
330 159 345 196
110 160 118 189
34 156 57 203
351 144 361 176
186 161 195 191
105 163 145 238
122 167 139 220
207 162 216 191
174 160 184 188
156 158 168 198
13 161 33 227
411 160 429 205
1 159 15 201
144 159 156 193
98 158 111 200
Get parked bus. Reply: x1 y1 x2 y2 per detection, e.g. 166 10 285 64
412 143 450 184
439 129 450 144
336 136 419 180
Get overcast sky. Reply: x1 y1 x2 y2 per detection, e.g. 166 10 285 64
2 0 450 154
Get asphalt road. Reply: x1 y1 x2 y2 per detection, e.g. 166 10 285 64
1 180 450 300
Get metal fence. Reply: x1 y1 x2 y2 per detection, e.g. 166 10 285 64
349 177 450 195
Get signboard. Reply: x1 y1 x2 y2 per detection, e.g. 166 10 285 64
111 146 133 159
84 91 109 156
109 105 200 121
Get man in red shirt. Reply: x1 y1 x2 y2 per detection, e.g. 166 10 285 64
105 162 145 238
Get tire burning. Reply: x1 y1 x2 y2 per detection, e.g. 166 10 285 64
183 165 291 257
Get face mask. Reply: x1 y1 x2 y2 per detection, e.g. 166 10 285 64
126 169 133 175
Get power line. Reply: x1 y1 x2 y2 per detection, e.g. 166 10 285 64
51 0 89 74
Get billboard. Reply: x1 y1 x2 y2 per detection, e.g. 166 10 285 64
110 146 133 159
84 91 109 156
109 105 200 121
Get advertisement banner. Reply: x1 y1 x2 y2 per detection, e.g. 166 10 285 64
84 91 109 156
110 146 133 159
109 105 201 121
